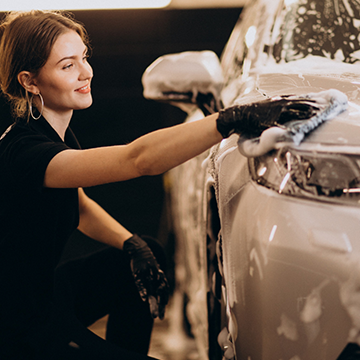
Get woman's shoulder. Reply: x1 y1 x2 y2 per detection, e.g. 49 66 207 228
0 119 70 165
0 120 30 144
1 118 63 146
0 119 35 138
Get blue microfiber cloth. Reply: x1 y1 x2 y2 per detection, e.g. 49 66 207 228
237 89 348 157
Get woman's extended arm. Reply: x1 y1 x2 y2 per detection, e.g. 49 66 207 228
44 94 322 189
44 113 221 188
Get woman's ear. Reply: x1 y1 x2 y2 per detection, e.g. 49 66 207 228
17 71 39 94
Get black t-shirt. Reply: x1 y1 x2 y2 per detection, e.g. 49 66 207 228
0 116 80 339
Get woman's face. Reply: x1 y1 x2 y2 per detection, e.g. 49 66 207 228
34 30 93 119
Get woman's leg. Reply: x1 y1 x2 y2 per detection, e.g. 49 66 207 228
69 246 154 353
55 236 167 355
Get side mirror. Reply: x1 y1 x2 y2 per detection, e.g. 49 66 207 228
142 51 224 115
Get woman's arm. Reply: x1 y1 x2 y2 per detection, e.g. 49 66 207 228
77 187 169 319
77 187 132 249
44 113 221 188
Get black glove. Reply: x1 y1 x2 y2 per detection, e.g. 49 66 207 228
216 95 321 138
123 234 169 320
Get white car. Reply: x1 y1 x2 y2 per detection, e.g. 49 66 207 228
143 0 360 359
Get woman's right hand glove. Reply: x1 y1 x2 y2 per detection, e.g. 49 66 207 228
216 95 321 138
123 234 169 320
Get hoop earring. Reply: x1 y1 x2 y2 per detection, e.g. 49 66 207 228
30 93 44 120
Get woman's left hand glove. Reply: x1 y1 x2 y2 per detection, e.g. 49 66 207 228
123 234 169 320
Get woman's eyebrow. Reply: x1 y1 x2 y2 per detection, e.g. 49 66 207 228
56 48 88 64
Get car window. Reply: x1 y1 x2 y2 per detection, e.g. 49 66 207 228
222 0 360 89
270 0 360 64
221 0 271 86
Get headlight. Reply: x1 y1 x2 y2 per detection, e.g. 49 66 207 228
249 147 360 205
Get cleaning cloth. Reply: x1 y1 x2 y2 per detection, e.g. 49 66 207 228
237 89 348 157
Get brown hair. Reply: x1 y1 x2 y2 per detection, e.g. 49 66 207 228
0 10 90 118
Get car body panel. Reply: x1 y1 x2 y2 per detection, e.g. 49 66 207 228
218 151 360 359
210 71 360 358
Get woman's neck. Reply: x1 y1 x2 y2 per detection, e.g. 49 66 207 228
42 109 73 141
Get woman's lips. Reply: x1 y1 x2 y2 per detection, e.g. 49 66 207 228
76 84 91 94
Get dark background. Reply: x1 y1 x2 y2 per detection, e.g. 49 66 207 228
0 8 242 260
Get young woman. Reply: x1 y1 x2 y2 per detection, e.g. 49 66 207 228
0 9 227 360
0 9 317 360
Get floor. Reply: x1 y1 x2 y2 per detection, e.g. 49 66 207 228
88 298 200 360
148 318 199 360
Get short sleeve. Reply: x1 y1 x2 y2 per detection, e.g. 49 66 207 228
2 132 70 191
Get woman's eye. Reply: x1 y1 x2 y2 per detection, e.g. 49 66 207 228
63 63 73 70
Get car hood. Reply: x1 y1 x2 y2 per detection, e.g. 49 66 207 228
228 70 360 150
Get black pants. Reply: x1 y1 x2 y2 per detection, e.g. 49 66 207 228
16 238 165 360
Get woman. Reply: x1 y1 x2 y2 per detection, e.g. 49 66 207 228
0 9 316 360
0 9 226 360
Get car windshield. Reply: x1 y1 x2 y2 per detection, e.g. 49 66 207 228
221 0 360 86
272 0 360 64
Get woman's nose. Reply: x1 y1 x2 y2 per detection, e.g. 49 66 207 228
80 61 93 80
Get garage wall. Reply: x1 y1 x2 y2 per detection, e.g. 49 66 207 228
0 8 242 257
